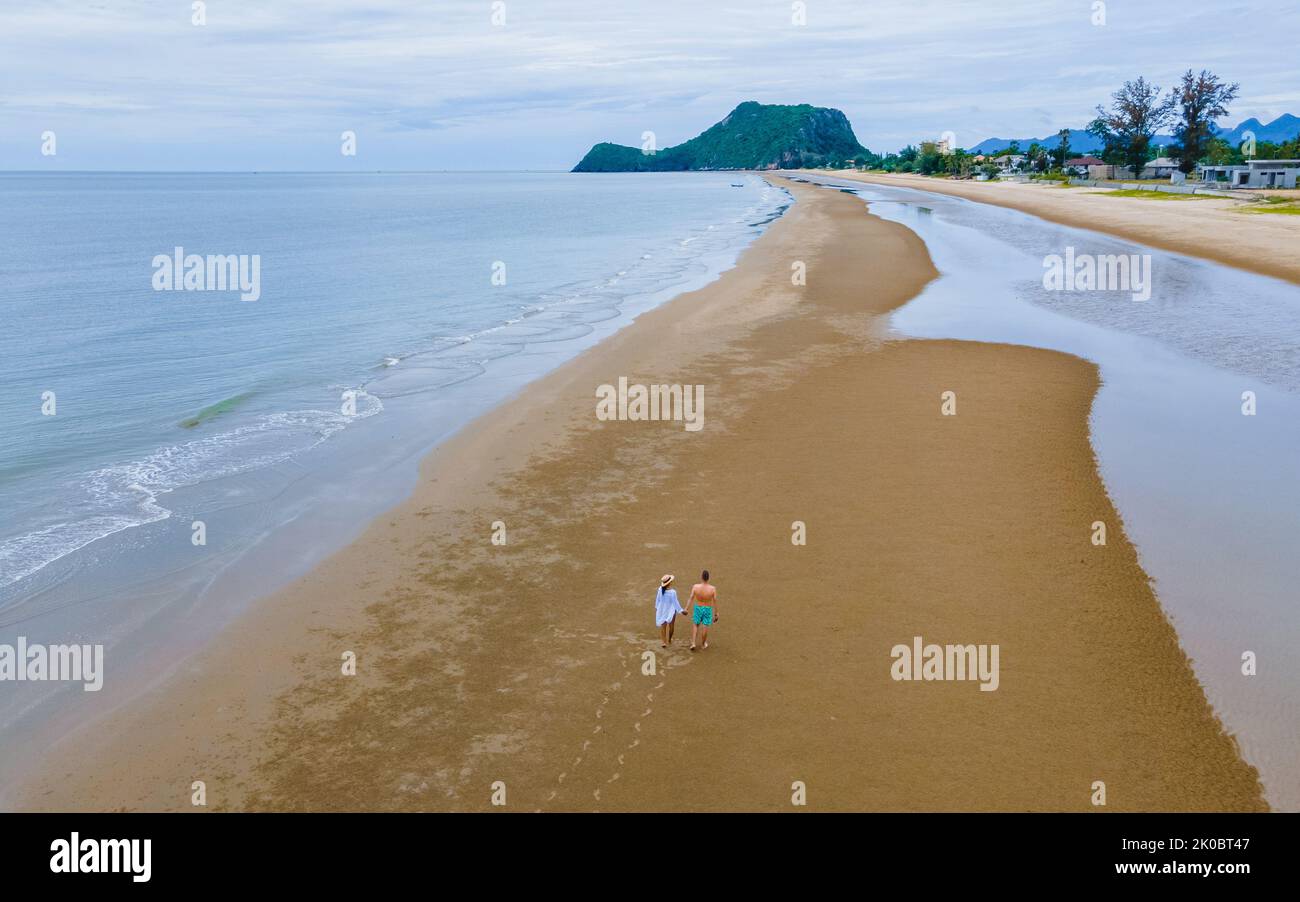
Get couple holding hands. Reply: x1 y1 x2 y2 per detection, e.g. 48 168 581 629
654 570 719 652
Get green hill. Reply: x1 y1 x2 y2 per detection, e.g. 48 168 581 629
572 101 869 172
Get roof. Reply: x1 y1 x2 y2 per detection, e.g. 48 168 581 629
1247 159 1300 167
1066 156 1105 166
1147 157 1178 167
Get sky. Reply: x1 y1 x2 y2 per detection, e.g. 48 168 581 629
2 0 1297 171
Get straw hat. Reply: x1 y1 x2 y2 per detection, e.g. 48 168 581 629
660 574 675 588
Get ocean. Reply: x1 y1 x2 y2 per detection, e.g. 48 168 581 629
0 171 788 789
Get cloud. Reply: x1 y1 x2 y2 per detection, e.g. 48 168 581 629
1 0 1295 169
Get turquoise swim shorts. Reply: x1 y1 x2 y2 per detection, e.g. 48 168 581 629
693 605 713 626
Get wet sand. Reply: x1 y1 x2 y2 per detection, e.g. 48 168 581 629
19 179 1265 812
816 170 1300 287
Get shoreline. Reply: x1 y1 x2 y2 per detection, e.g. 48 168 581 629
804 170 1300 287
18 178 1265 812
0 173 789 806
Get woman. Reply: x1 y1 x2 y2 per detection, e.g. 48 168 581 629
654 574 685 648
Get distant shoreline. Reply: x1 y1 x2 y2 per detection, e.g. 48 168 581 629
808 170 1300 286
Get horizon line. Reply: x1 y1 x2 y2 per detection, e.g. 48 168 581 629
0 168 581 175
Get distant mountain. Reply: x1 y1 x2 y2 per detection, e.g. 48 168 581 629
969 114 1298 156
1216 114 1300 146
969 132 1108 155
572 102 868 172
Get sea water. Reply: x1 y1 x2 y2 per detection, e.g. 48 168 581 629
0 171 788 800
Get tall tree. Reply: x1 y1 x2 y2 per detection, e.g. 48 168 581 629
1169 69 1240 174
1051 129 1072 169
1088 77 1176 178
1027 142 1048 173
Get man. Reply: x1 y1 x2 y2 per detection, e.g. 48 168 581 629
687 569 719 652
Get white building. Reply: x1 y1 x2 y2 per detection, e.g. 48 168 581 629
1198 159 1300 189
994 153 1026 173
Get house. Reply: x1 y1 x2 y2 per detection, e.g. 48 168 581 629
1144 157 1180 179
993 153 1026 173
1064 155 1105 178
1198 159 1300 189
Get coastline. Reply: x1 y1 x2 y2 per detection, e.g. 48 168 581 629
808 170 1300 287
18 178 1265 812
0 172 788 806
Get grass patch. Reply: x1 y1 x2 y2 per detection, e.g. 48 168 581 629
1101 189 1217 200
1241 203 1300 215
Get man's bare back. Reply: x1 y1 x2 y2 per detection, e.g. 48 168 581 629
688 571 718 651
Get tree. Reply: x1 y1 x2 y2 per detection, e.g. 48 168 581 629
916 141 945 175
1051 129 1072 170
1027 142 1048 173
1169 69 1239 174
1089 77 1176 179
945 148 973 177
1204 136 1241 165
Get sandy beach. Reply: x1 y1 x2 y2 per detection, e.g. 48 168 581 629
19 178 1265 812
811 170 1300 287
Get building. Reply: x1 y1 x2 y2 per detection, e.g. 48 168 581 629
1199 164 1248 187
1083 159 1180 181
1064 155 1105 178
1144 157 1181 179
994 153 1026 173
1198 159 1300 189
1245 159 1300 188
